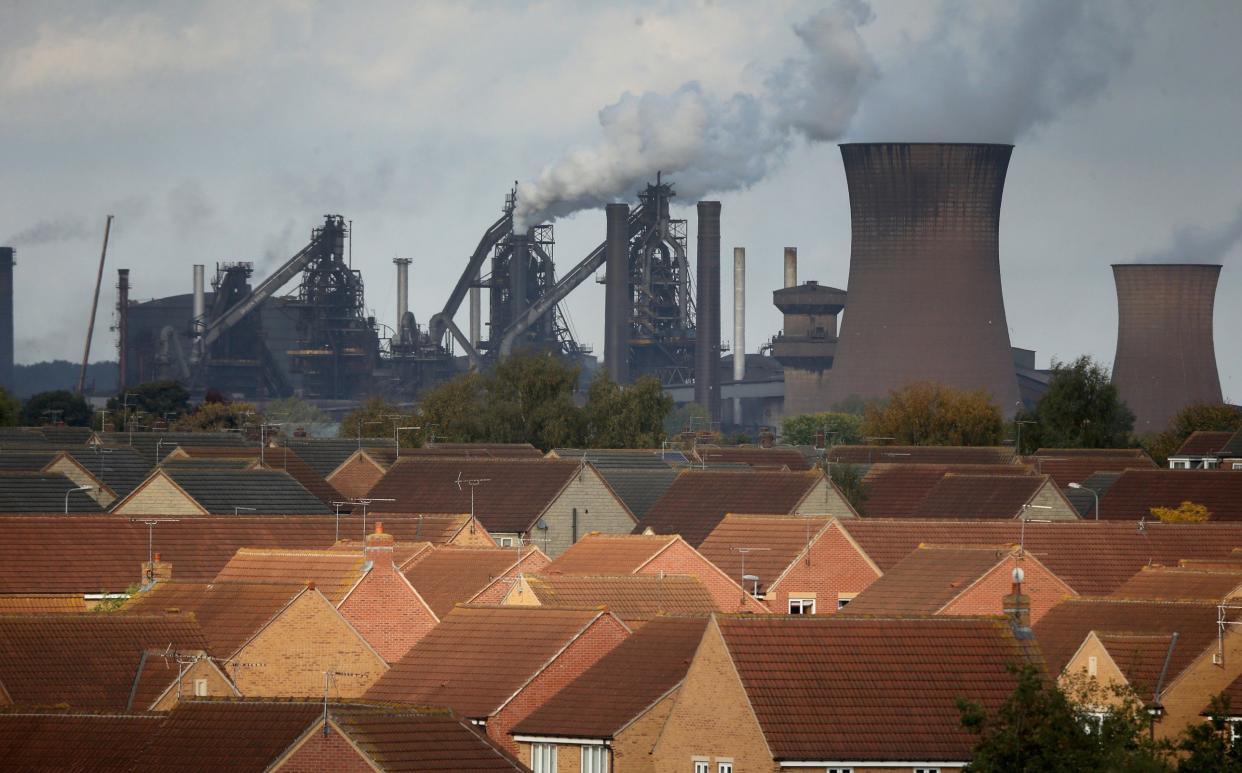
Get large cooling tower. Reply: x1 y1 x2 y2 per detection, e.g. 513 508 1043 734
823 143 1021 414
1111 263 1223 433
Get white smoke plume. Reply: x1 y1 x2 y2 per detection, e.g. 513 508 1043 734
514 0 877 228
1139 205 1242 264
5 216 92 246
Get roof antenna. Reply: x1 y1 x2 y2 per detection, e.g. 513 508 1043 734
729 546 770 607
455 472 490 532
133 518 181 588
322 670 366 735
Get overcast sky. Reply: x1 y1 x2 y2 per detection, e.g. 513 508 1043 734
2 0 1239 400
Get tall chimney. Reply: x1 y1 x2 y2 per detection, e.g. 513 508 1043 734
695 201 722 422
0 247 13 392
733 247 746 426
823 143 1021 415
469 265 482 349
604 203 631 383
783 247 798 289
393 258 411 344
191 264 205 338
1112 263 1223 432
117 269 130 392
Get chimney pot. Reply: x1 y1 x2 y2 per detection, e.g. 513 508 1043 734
375 522 384 535
307 580 316 590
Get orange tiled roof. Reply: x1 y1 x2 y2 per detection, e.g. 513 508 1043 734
697 515 834 594
841 546 1014 615
122 581 306 656
1174 431 1235 458
213 549 366 603
543 533 678 575
1099 470 1242 521
0 594 87 613
404 547 544 618
519 574 720 618
1110 566 1242 601
1094 633 1178 696
1021 454 1157 487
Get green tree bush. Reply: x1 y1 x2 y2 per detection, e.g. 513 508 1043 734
861 381 1004 446
781 412 863 446
20 390 93 426
1016 357 1134 453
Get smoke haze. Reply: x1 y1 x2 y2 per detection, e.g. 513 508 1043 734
6 216 91 246
1139 205 1242 264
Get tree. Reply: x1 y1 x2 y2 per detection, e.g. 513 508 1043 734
781 412 863 446
664 401 710 439
173 401 262 433
339 397 418 445
861 381 1004 446
263 397 330 434
483 351 585 451
0 387 18 427
1151 500 1211 523
106 380 191 427
417 372 489 443
1175 695 1242 772
21 390 94 427
1142 402 1242 466
583 372 672 448
1016 357 1134 453
826 461 867 514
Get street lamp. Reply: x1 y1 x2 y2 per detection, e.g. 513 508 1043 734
1015 419 1037 454
1068 482 1100 521
64 484 94 513
394 426 421 459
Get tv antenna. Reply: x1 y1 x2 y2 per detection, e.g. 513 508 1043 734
131 518 181 586
455 472 490 528
729 546 770 603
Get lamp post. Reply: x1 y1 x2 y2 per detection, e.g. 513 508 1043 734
64 484 94 513
1068 482 1100 521
394 426 421 459
1015 419 1036 454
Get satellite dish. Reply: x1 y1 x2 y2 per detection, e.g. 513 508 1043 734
1012 567 1025 584
536 518 549 530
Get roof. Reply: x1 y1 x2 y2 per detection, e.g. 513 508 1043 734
330 706 528 770
842 546 1014 615
1063 471 1123 517
0 472 105 512
827 445 1016 466
0 451 57 472
693 446 812 471
368 458 591 532
123 581 306 656
162 458 256 470
512 616 709 738
1098 470 1242 521
1173 431 1235 458
1022 453 1157 487
159 468 332 515
551 448 676 469
518 574 720 618
1220 428 1242 458
331 514 476 548
0 595 87 613
859 463 1034 518
402 443 543 459
0 613 207 710
133 700 323 771
594 467 680 519
64 446 153 498
697 515 834 594
717 615 1038 762
1033 597 1227 675
213 549 366 603
1110 566 1242 601
1032 448 1154 459
403 547 538 617
836 519 1242 596
544 533 679 575
96 431 257 464
282 438 396 477
0 712 160 771
1094 633 1179 696
911 474 1052 519
638 470 824 547
365 606 606 717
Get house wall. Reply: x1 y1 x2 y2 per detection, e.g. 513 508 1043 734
613 689 680 773
113 475 204 515
230 591 387 699
501 576 539 607
338 557 440 662
46 457 114 507
1062 635 1132 710
491 614 630 754
1158 630 1242 740
641 540 769 615
651 622 777 773
329 455 387 500
1028 482 1079 521
768 524 881 614
940 556 1075 625
275 725 374 772
532 469 637 558
149 660 235 711
793 476 856 518
449 524 500 548
471 550 552 605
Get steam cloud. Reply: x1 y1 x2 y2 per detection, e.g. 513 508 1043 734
1139 205 1242 264
5 216 92 246
515 0 1145 227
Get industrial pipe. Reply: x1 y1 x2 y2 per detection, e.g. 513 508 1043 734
695 201 722 422
604 203 630 383
733 247 745 426
394 258 411 344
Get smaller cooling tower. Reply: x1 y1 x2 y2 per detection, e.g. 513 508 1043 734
1111 263 1223 433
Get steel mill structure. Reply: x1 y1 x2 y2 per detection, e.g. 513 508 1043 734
0 247 14 392
820 143 1023 415
1111 263 1223 433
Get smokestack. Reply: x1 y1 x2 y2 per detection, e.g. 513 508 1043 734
117 269 130 392
394 258 411 344
191 264 205 339
784 247 798 289
823 144 1022 415
604 203 631 383
695 201 722 422
0 247 13 392
733 247 746 426
1112 263 1223 433
469 264 481 349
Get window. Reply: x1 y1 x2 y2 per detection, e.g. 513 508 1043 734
837 592 857 610
581 745 607 773
1082 710 1106 735
193 678 208 697
693 761 709 773
1233 463 1242 470
788 598 816 614
914 769 941 773
1230 719 1242 746
498 536 516 547
531 743 557 773
826 768 853 773
716 762 733 773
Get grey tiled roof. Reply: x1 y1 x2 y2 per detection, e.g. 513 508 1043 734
1062 471 1123 517
284 438 396 477
96 432 257 466
162 469 331 515
597 468 681 519
552 449 678 470
0 452 57 472
64 446 152 499
161 458 255 470
1220 428 1242 458
0 473 105 513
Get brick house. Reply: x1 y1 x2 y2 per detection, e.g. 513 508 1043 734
368 458 637 555
649 614 1039 772
366 606 630 753
403 545 551 617
1167 431 1232 469
502 574 722 622
123 579 388 698
162 445 344 509
512 616 709 772
111 468 332 515
544 533 769 614
326 447 398 500
1097 469 1242 520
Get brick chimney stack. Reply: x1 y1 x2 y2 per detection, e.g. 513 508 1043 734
142 552 173 587
1003 566 1031 630
366 521 395 556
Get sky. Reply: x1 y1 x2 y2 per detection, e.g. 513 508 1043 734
2 0 1240 400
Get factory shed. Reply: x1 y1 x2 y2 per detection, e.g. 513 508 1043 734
112 468 332 515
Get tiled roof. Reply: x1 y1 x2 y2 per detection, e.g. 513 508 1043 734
96 432 257 464
0 613 207 710
1022 454 1157 487
1095 633 1180 696
518 574 720 618
1110 566 1242 601
0 712 160 771
544 533 679 575
1220 428 1242 458
365 606 605 717
1063 471 1123 517
403 547 541 617
129 648 202 710
171 446 344 508
512 616 709 738
718 615 1038 762
837 519 1242 596
911 474 1052 519
401 443 543 459
161 458 256 470
595 468 680 519
0 472 105 512
39 426 94 445
827 445 1016 466
697 515 834 594
0 451 57 471
161 468 332 514
842 546 1014 615
1098 470 1242 520
637 470 824 547
1032 448 1153 459
0 514 476 594
693 446 813 471
367 458 587 532
283 438 395 477
1173 431 1235 457
329 514 475 549
213 549 366 603
123 581 305 656
331 706 528 770
859 463 1034 518
0 595 87 613
1033 597 1228 675
552 448 676 469
64 446 152 498
134 700 323 771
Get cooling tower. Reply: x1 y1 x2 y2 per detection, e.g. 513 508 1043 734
823 143 1021 414
0 247 13 392
695 201 722 422
1111 263 1223 433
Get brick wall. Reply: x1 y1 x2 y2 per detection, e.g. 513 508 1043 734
471 549 552 606
230 590 387 698
1153 630 1242 740
613 688 678 773
492 613 630 754
149 659 235 710
328 454 386 500
450 523 500 547
113 474 204 515
534 468 637 557
641 540 770 614
940 555 1075 624
338 546 440 662
275 724 373 772
767 524 881 614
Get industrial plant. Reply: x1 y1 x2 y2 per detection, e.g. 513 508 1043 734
0 143 1227 432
